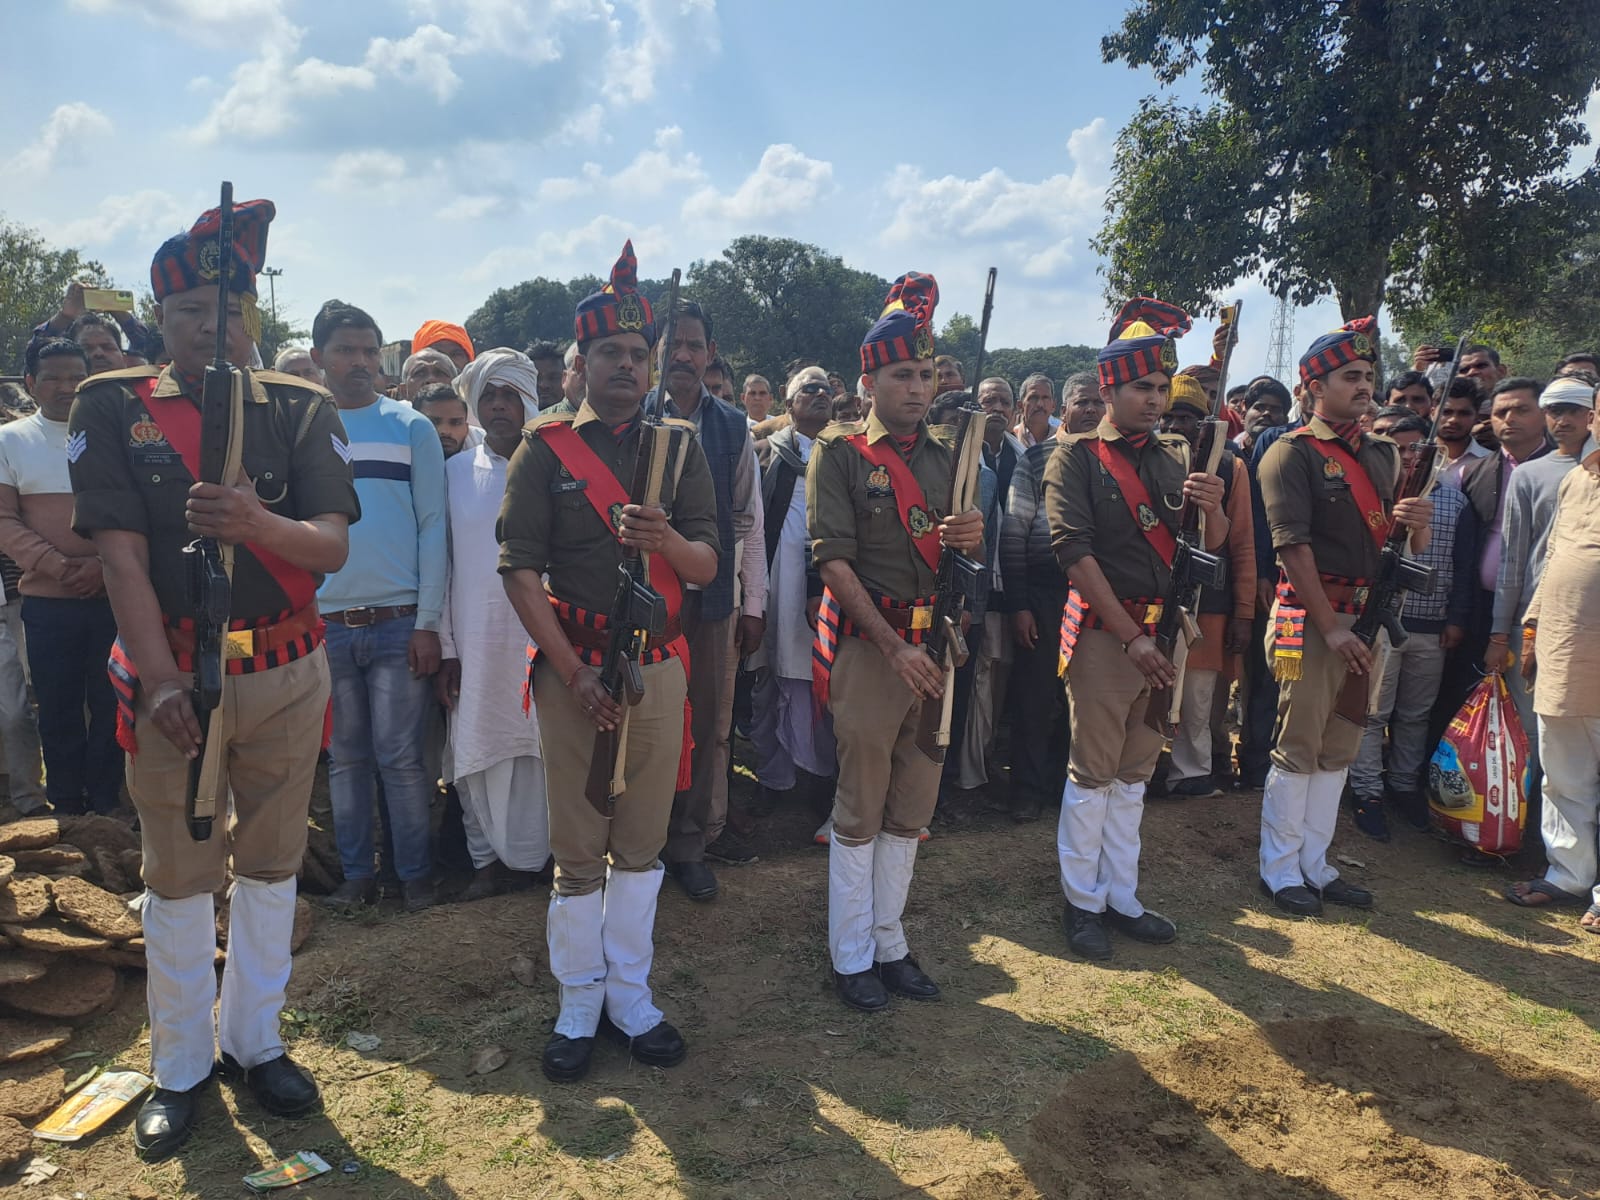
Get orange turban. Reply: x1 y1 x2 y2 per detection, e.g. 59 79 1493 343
411 319 475 362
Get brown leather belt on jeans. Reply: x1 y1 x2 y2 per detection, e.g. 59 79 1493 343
323 604 419 628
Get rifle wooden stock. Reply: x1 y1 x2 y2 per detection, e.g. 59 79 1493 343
914 406 987 762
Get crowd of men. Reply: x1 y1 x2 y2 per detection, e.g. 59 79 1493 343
1 196 1597 1160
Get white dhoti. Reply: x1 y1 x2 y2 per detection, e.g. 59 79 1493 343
458 754 551 872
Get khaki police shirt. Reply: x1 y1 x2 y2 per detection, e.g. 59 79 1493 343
496 403 720 613
806 412 957 603
68 365 361 623
1042 418 1190 601
1258 414 1400 581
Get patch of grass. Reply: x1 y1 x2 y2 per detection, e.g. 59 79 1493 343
488 1134 556 1170
877 1088 912 1121
361 1075 447 1171
281 970 376 1045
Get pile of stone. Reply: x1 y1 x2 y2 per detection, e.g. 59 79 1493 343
0 815 316 1157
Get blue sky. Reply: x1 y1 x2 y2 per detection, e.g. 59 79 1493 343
3 1 1594 375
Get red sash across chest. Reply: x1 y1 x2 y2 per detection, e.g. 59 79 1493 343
1302 436 1392 550
131 376 315 613
845 434 942 573
1089 438 1177 567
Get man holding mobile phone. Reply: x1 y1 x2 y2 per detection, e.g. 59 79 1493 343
24 281 150 376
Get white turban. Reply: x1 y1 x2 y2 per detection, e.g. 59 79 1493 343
455 347 541 422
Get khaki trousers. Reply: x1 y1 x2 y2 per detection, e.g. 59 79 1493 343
128 649 330 899
667 614 733 862
539 656 687 896
1064 629 1165 789
1268 609 1363 773
829 636 940 844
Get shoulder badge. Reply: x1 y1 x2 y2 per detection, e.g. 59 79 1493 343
65 431 88 464
129 414 166 446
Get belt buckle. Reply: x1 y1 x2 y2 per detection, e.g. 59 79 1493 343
1352 587 1369 608
343 606 377 627
910 606 933 631
1143 604 1162 625
224 629 256 660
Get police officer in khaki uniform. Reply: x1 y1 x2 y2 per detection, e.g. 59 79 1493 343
807 273 984 1012
68 199 360 1159
497 243 720 1082
1043 299 1228 961
1256 318 1432 917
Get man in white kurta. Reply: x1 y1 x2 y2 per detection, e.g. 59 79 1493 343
439 349 551 899
750 368 838 828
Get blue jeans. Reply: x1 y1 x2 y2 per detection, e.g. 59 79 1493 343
21 595 121 813
325 614 433 882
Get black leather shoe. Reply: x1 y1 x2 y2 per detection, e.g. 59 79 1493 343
1308 877 1374 909
321 877 376 911
460 864 500 902
874 956 941 1000
1259 878 1323 917
1063 904 1113 960
542 1032 594 1082
219 1052 320 1118
134 1081 206 1161
1107 908 1177 944
598 1014 687 1068
834 969 890 1012
664 859 719 901
1351 794 1391 842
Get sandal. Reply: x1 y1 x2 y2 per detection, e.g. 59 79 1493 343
1504 878 1587 908
1581 904 1600 934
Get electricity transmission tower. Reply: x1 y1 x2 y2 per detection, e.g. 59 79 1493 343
1264 295 1293 381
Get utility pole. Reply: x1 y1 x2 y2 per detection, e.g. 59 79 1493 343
1265 294 1293 381
261 266 283 324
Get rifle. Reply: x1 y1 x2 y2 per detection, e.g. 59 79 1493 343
1332 332 1469 725
584 270 680 814
914 269 996 762
180 181 244 842
968 268 997 391
1143 300 1242 736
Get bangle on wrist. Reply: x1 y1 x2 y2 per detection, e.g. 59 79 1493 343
563 662 585 688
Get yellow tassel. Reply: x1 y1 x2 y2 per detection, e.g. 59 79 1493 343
241 292 262 347
1272 652 1303 682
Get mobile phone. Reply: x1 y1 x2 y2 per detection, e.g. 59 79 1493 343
83 288 135 313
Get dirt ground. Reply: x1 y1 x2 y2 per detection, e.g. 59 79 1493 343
15 768 1600 1200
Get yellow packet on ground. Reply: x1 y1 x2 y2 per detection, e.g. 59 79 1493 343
244 1151 332 1192
32 1070 152 1142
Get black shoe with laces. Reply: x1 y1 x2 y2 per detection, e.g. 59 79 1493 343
542 1033 594 1082
218 1051 320 1118
874 956 941 1000
1063 904 1113 960
834 968 890 1012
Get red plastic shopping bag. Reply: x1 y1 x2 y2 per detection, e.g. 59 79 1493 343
1427 675 1531 855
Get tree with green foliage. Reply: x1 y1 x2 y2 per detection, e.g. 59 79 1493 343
0 216 114 373
1094 2 1600 324
685 237 889 386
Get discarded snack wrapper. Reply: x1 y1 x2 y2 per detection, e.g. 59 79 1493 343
32 1070 152 1143
244 1151 333 1192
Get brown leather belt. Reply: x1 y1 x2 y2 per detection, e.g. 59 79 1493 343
880 604 934 631
323 604 418 627
166 604 322 661
558 613 682 652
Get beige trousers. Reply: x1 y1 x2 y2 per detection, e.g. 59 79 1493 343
129 649 330 899
1064 628 1165 789
829 636 940 843
1268 609 1363 773
539 655 687 896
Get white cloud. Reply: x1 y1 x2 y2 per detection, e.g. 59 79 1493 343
436 193 509 221
7 103 115 175
537 126 707 202
603 0 720 104
189 37 375 144
40 189 190 250
685 143 833 225
67 0 296 44
465 213 668 284
365 24 462 102
321 150 409 194
879 117 1112 278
